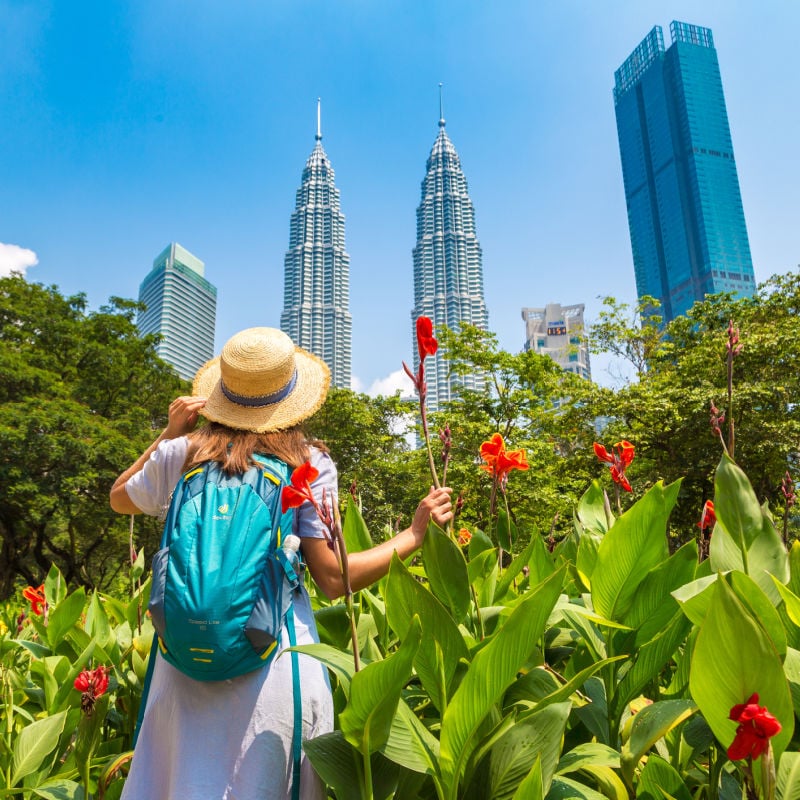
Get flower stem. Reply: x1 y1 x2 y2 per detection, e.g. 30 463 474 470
332 501 361 673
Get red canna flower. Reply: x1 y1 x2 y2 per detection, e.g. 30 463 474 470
457 528 472 547
593 441 634 493
480 433 505 470
74 665 110 715
281 461 320 513
727 693 781 761
22 584 46 616
416 316 438 361
698 500 716 530
480 434 529 484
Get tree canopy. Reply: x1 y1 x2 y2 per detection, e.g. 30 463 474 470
0 275 187 596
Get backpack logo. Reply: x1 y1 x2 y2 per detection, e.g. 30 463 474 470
217 503 229 514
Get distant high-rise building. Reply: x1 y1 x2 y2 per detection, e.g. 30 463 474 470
411 90 488 410
281 101 352 389
613 21 756 323
522 303 591 381
137 243 217 380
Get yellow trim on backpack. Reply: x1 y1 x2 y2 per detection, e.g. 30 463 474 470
260 640 278 660
184 467 204 481
262 470 281 486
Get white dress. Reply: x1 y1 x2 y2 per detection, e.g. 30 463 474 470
121 437 335 800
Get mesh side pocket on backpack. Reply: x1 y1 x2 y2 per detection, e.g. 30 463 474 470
148 546 171 639
244 553 299 655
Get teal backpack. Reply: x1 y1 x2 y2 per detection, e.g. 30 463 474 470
136 454 306 798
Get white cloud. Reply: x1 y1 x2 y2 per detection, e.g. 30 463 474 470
350 374 366 393
367 368 414 398
0 242 38 277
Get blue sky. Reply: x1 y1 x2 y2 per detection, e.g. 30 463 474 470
2 1 798 393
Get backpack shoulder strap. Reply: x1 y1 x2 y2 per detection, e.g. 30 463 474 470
286 604 302 800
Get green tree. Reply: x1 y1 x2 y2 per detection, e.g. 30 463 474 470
589 273 800 540
433 325 600 544
0 275 187 596
304 387 426 536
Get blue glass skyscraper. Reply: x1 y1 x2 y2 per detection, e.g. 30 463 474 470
137 243 217 380
613 22 755 322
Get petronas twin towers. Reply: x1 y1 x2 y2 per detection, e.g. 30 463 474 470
280 96 487 403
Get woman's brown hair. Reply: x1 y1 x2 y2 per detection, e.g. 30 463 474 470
183 422 327 475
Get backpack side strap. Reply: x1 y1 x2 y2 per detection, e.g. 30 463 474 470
286 604 302 800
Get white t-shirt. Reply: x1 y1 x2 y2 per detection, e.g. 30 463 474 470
121 437 334 800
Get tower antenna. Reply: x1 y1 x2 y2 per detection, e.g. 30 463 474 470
316 97 322 141
438 83 445 127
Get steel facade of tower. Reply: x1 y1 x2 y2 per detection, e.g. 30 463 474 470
137 243 217 381
613 21 756 322
280 106 352 389
411 111 488 410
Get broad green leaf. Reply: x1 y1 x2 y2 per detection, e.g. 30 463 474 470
314 603 354 650
546 775 608 799
495 537 537 603
620 699 696 785
773 578 800 628
636 754 692 800
385 555 469 712
361 587 387 646
778 751 800 800
286 643 355 696
423 523 471 623
469 528 495 558
711 454 789 602
131 544 146 581
783 648 800 718
46 586 86 648
381 697 440 775
592 481 680 621
32 779 85 800
729 571 786 658
559 607 607 662
44 563 67 606
303 731 365 800
623 541 697 637
527 532 556 587
575 531 602 590
689 577 794 760
339 617 421 754
672 574 719 625
439 568 564 798
580 766 628 800
85 590 115 653
469 548 499 609
614 612 691 715
789 541 800 595
497 507 513 552
510 657 626 714
557 742 621 773
512 755 543 800
10 710 68 785
343 494 373 554
487 702 571 800
576 480 610 534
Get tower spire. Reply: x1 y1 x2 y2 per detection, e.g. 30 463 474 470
438 83 445 128
316 97 322 141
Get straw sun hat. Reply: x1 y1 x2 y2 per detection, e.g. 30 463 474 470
192 327 330 433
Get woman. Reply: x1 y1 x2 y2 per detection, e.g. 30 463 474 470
110 327 453 800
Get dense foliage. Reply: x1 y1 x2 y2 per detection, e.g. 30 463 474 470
0 275 187 596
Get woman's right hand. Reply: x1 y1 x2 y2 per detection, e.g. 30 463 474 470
164 396 207 439
410 486 453 546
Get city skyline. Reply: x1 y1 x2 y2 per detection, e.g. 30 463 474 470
614 21 756 322
2 2 798 393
